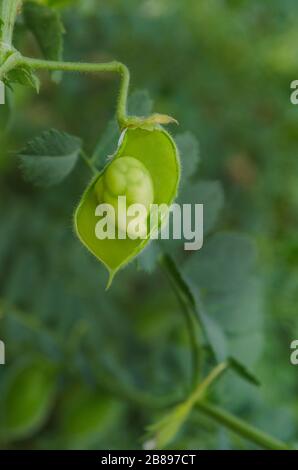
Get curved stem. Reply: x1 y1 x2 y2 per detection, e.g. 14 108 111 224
197 401 292 451
0 0 131 128
22 57 130 129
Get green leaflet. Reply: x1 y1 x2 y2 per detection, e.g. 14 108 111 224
23 1 64 63
74 127 180 288
18 129 81 187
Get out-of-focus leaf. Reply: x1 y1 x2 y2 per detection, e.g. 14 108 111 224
23 2 64 62
175 131 200 183
139 178 224 272
58 385 121 448
184 232 257 292
228 357 260 386
0 358 57 440
183 232 264 367
137 242 161 273
128 89 154 116
179 180 224 235
18 129 81 186
164 254 261 382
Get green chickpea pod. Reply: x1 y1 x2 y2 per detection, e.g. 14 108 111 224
76 127 180 286
95 156 154 237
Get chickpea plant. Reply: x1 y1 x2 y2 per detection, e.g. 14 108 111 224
0 0 293 451
0 0 179 288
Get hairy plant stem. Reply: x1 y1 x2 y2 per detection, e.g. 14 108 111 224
22 57 130 129
0 0 130 127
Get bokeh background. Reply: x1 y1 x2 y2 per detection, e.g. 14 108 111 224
0 0 298 450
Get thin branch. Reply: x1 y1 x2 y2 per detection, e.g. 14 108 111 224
197 401 292 451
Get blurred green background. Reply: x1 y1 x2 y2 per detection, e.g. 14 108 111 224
0 0 298 450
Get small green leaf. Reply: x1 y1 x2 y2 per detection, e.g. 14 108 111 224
228 357 260 386
23 1 64 62
18 129 81 187
6 63 40 92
